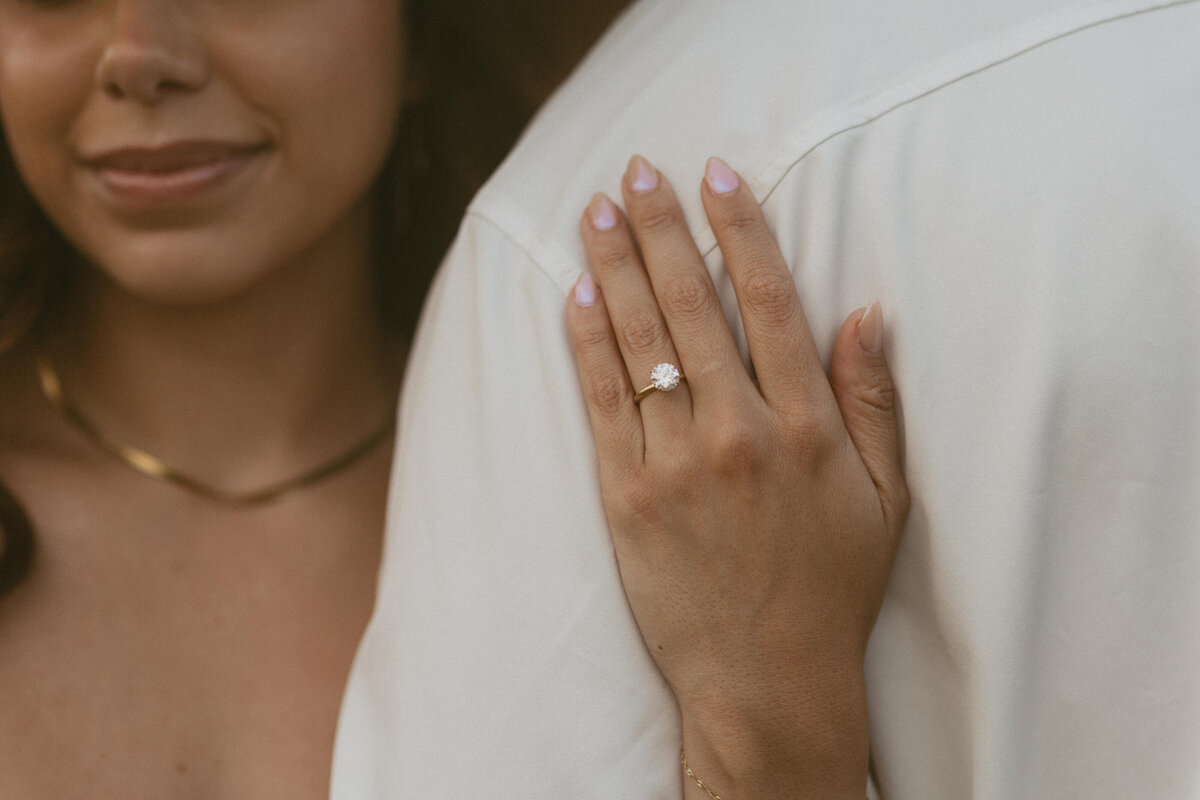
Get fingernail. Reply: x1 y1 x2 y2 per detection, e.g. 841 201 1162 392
575 273 598 307
705 157 740 195
627 155 659 193
587 193 618 231
857 300 884 355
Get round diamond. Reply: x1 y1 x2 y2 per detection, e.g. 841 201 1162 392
650 363 681 392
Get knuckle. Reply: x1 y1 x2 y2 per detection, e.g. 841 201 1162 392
614 477 661 527
705 418 767 476
719 208 762 237
854 370 897 416
779 409 837 459
660 273 716 320
633 201 682 234
572 318 612 354
590 241 634 274
619 310 668 357
741 268 797 323
586 371 629 419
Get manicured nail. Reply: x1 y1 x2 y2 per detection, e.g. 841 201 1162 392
575 273 598 307
627 155 659 193
587 193 618 231
705 157 740 195
857 300 884 355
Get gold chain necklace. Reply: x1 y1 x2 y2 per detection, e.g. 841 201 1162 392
35 354 395 506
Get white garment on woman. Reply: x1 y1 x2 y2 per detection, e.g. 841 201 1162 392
332 1 1200 797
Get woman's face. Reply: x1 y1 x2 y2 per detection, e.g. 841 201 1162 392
0 0 405 305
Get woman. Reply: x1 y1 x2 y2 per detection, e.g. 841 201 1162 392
0 1 409 794
0 1 904 797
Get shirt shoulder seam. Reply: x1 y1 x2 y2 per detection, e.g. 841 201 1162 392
735 0 1199 257
468 0 1197 268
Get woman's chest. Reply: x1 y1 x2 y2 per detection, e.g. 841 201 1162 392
0 501 380 800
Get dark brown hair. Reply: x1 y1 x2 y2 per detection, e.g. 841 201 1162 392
0 1 631 598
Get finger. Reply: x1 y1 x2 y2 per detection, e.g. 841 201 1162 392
619 156 748 408
829 302 910 538
580 192 692 435
700 157 826 407
566 273 646 468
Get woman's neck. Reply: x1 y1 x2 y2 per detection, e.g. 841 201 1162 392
44 209 402 494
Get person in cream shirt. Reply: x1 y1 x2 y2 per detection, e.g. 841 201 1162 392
333 0 1200 797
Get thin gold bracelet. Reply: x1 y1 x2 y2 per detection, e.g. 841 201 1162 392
681 749 725 800
681 746 870 799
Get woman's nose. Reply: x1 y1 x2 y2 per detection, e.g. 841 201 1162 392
95 0 209 105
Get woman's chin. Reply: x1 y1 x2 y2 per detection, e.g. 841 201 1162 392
79 252 285 311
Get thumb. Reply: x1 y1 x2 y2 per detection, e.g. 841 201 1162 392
830 301 909 537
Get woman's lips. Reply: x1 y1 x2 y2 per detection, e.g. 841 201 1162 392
83 141 269 205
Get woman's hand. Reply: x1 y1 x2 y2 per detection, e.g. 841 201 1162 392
567 156 908 799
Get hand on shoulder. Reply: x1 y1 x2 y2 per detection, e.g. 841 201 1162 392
567 156 908 799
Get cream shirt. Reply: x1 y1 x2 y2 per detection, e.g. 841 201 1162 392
332 1 1200 797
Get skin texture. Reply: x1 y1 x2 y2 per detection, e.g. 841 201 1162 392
0 0 404 306
568 157 909 799
0 0 404 796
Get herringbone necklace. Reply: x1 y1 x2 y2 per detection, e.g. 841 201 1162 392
36 354 394 505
